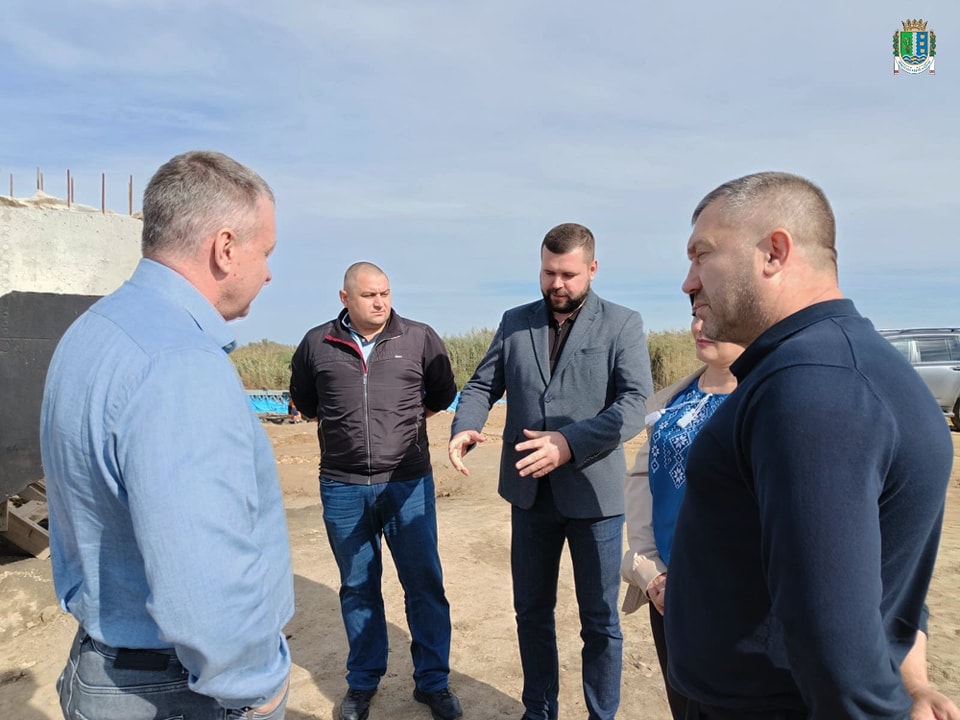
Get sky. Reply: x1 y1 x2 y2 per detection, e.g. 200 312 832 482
1 1 957 346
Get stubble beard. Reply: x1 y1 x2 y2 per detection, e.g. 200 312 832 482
701 273 770 346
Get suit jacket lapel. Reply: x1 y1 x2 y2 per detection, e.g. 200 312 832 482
527 301 551 387
549 291 599 386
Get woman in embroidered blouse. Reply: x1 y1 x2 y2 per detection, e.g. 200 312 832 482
620 314 742 720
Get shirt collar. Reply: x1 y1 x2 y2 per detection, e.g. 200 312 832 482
128 258 238 353
547 303 584 329
730 298 858 381
342 314 381 346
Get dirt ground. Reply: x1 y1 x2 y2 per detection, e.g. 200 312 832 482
2 406 959 719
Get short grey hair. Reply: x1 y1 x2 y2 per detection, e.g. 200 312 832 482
141 150 274 259
692 171 837 272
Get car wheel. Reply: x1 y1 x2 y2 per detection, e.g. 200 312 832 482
953 398 960 432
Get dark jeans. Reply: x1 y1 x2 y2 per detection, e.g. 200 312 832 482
58 627 287 719
321 473 452 693
511 479 623 720
649 603 689 720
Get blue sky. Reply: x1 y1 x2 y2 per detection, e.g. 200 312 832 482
2 2 956 346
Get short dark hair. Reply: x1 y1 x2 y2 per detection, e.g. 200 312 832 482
541 223 595 262
141 150 274 259
692 172 837 273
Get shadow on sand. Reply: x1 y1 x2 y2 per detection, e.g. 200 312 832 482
284 501 523 720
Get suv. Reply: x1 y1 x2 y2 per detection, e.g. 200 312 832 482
879 328 960 431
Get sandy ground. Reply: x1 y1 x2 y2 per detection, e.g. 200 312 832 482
2 406 958 720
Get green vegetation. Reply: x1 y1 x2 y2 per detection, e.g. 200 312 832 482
230 340 297 390
230 328 698 394
647 329 702 391
443 327 496 389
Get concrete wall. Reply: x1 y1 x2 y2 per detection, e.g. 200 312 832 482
1 194 142 295
0 194 141 500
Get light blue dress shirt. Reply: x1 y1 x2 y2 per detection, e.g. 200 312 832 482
40 258 294 709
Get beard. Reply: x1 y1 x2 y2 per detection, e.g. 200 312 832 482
543 285 589 315
698 271 771 345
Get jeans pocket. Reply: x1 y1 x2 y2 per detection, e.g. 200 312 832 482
72 711 183 720
64 636 190 720
225 704 286 719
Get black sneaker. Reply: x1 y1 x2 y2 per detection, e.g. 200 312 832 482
413 687 463 720
339 687 377 720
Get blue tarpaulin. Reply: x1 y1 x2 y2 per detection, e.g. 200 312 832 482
248 390 506 415
247 390 289 414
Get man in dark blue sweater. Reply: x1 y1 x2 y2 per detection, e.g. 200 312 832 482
666 171 956 719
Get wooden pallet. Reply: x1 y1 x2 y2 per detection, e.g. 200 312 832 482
0 481 49 558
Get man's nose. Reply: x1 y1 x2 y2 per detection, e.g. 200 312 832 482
681 265 700 296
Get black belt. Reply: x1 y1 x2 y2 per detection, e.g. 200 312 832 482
114 647 175 671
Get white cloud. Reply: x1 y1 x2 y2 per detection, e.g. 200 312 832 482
2 0 957 346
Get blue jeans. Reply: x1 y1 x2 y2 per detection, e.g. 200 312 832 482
321 473 451 692
57 627 287 719
511 480 623 720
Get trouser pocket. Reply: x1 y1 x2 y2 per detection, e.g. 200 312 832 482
60 627 191 720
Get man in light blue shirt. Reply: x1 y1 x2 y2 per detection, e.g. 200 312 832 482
40 150 294 719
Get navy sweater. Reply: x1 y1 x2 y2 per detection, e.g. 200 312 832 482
665 300 952 719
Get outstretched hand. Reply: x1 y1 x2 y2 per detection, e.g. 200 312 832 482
448 430 485 477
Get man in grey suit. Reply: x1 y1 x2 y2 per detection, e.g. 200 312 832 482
448 223 652 720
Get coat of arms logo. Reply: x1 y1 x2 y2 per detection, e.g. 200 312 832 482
894 19 936 74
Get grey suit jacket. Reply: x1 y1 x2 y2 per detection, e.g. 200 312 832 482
451 290 652 518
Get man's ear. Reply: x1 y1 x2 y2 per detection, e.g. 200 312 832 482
211 227 237 274
761 229 792 277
